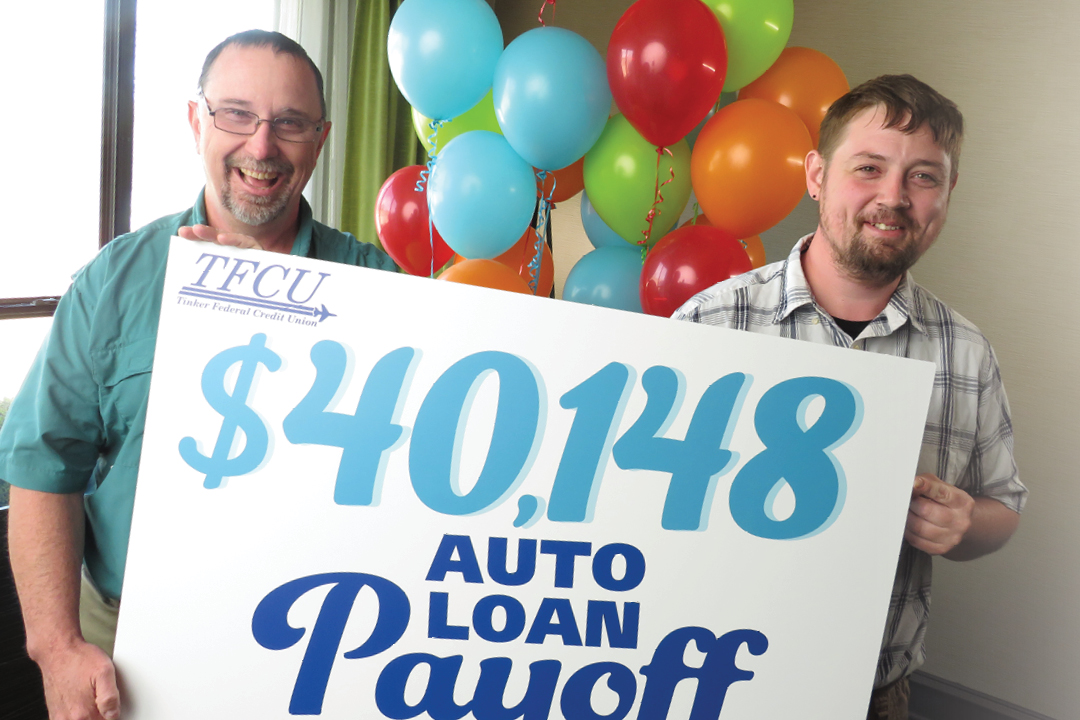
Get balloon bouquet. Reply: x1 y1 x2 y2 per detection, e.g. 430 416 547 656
378 0 849 317
381 0 608 296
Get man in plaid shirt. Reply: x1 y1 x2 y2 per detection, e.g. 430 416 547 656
674 75 1027 720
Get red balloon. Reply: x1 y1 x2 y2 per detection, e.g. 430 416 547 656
607 0 728 148
640 225 753 317
374 165 454 276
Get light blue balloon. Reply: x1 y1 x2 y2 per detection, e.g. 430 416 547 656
563 246 644 313
580 191 626 249
493 27 611 171
388 0 504 121
429 131 537 259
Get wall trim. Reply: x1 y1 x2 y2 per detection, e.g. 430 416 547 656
910 671 1056 720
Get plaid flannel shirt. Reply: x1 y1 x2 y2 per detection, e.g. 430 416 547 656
673 236 1027 687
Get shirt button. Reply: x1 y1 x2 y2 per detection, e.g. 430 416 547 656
812 316 820 325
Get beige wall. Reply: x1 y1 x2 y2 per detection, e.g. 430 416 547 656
495 1 1080 715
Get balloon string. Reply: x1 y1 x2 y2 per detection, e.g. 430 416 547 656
538 0 555 26
530 170 554 294
639 145 675 260
418 119 446 277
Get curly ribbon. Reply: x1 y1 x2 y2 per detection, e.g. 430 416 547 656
416 119 447 277
639 145 675 262
691 201 700 225
529 170 556 294
538 0 556 26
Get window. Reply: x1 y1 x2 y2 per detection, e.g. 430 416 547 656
0 4 107 506
130 0 277 227
0 0 276 507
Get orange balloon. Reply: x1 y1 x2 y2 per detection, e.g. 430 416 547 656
740 234 766 268
690 98 812 238
679 215 766 268
536 156 585 203
453 228 554 296
440 259 533 294
738 47 849 148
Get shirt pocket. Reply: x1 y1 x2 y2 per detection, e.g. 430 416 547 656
95 336 156 464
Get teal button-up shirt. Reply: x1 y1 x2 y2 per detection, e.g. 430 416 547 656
0 192 396 599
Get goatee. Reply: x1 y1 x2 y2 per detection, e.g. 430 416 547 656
221 157 294 227
826 208 922 287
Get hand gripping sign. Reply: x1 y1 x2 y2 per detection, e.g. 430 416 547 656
116 239 933 720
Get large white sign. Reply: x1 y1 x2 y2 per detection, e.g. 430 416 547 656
115 239 934 719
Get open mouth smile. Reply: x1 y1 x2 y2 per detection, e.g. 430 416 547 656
232 166 286 194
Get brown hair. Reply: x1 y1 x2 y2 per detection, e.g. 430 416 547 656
198 30 326 118
818 74 963 179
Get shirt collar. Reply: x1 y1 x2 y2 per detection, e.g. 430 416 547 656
774 233 926 336
194 189 315 258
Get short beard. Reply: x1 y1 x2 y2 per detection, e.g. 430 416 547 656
818 191 922 287
221 157 294 227
833 228 922 287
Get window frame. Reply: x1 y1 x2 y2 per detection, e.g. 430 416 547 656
0 0 136 322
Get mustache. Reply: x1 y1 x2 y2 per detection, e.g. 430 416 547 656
226 156 294 175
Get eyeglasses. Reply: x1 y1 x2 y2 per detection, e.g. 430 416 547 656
203 99 324 143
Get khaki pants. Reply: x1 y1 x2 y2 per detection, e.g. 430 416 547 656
79 567 119 658
867 676 910 720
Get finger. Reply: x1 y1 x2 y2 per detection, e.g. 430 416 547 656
215 233 261 249
177 224 219 242
93 662 121 720
906 510 947 542
908 496 950 527
904 526 949 556
913 474 953 504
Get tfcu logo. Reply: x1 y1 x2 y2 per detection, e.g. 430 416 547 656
178 252 336 326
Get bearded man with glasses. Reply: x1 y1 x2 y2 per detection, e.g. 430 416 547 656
0 29 397 720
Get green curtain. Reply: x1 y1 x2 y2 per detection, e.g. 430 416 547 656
340 0 424 249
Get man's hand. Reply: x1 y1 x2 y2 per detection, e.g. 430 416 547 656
37 640 120 720
8 487 121 719
178 224 263 250
904 473 974 556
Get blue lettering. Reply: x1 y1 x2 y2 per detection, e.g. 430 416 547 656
218 257 261 292
729 377 860 539
638 627 768 719
560 662 636 720
471 658 561 720
487 537 537 586
192 252 229 287
253 263 289 298
613 369 748 532
287 269 331 303
426 534 484 583
525 598 582 646
375 654 470 720
473 595 527 643
591 543 645 592
410 352 541 516
283 343 414 506
585 601 639 649
428 592 469 640
539 540 591 588
251 572 410 715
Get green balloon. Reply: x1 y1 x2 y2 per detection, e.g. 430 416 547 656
583 114 692 246
703 0 794 92
412 89 502 156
